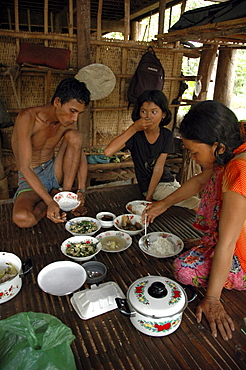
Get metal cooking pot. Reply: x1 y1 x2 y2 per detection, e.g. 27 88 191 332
0 252 32 304
116 275 197 337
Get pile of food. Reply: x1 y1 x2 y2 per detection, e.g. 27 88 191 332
66 241 98 257
0 262 18 284
100 236 127 251
147 236 175 257
70 220 98 234
131 204 146 216
120 215 142 231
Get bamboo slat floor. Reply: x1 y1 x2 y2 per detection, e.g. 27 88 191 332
0 184 246 370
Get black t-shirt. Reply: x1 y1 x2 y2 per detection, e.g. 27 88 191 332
125 127 175 193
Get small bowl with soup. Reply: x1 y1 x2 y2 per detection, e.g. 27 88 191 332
96 212 116 228
96 230 132 253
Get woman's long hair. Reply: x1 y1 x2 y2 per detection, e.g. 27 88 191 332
179 100 244 165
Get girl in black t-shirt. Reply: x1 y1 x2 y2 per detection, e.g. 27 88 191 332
104 90 199 210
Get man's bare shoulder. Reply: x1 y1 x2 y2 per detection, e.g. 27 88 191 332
16 105 46 125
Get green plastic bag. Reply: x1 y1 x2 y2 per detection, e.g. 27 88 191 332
0 312 76 370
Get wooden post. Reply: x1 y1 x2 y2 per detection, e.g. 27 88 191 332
76 0 91 144
96 0 103 63
130 21 140 41
68 0 74 63
44 0 48 46
213 48 237 107
195 44 218 101
0 136 9 199
158 0 167 47
14 0 20 51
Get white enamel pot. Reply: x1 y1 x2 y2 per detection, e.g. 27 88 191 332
116 275 197 337
0 252 32 304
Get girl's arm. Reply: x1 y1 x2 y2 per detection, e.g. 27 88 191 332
146 153 167 201
196 189 246 340
104 118 153 157
145 168 211 223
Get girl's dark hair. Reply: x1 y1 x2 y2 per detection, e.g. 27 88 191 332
180 100 244 165
131 90 172 126
51 77 90 106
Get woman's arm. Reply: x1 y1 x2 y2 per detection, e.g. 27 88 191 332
196 189 246 340
146 153 167 201
145 168 211 223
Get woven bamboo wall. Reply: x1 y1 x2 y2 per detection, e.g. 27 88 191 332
0 35 182 143
0 34 182 195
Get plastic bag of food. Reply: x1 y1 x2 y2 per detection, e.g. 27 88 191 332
0 311 76 370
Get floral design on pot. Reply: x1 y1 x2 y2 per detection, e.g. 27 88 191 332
134 281 149 305
138 317 181 334
116 275 197 337
0 284 20 301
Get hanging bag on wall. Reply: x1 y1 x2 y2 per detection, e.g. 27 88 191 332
127 46 165 107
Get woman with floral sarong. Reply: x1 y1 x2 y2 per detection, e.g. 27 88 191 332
144 100 246 341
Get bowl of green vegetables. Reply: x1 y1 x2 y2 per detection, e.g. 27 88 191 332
61 235 102 261
65 217 101 236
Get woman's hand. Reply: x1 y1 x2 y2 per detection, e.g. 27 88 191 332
196 296 235 341
133 118 153 131
143 200 167 223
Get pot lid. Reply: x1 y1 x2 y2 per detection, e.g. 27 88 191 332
127 276 187 318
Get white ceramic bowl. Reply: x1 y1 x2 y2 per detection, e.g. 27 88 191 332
96 230 132 252
61 235 102 261
53 191 80 212
96 212 116 228
126 200 152 216
65 217 101 236
113 214 144 236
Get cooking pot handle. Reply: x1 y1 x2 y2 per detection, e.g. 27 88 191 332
183 284 198 303
19 258 33 277
115 298 136 317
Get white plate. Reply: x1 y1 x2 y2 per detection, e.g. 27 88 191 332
37 261 87 296
96 230 132 253
139 232 184 258
126 200 152 216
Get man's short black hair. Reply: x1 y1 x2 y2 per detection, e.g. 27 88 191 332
51 77 90 106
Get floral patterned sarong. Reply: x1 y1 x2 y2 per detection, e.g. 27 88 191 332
173 164 246 290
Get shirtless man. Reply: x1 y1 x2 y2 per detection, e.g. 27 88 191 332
11 77 90 228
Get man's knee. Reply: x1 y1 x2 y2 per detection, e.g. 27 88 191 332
12 209 38 228
64 129 83 148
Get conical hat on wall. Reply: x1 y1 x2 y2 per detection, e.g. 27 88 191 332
75 63 116 100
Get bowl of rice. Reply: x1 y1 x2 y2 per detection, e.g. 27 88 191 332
125 200 152 216
61 235 102 261
138 232 184 258
65 217 101 236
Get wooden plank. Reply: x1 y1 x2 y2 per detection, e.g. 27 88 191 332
76 0 91 145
